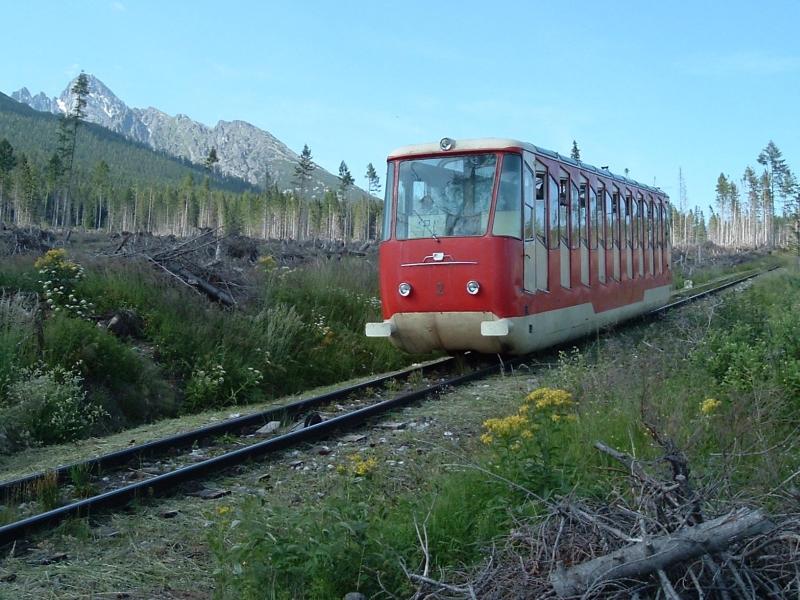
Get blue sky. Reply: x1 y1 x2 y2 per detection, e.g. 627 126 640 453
2 0 799 211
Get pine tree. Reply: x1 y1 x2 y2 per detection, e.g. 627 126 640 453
293 144 315 200
56 71 91 229
757 141 790 246
364 162 380 240
570 140 581 161
338 161 355 240
338 161 354 199
204 148 219 172
365 163 380 196
0 138 17 224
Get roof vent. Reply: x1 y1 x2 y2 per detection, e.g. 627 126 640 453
439 137 455 151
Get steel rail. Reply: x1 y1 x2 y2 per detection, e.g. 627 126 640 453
0 361 503 546
0 356 454 501
651 266 778 316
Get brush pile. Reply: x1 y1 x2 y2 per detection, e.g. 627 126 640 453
100 230 377 307
410 432 800 599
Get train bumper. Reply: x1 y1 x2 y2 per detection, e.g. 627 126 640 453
365 312 512 354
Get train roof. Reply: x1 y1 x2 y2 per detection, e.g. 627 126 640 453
388 137 667 198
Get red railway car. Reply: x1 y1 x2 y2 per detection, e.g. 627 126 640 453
366 138 672 354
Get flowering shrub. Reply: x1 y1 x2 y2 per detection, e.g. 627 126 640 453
311 311 335 346
257 255 277 271
699 397 722 416
0 365 106 449
34 249 93 319
481 387 578 488
337 453 379 477
185 359 264 411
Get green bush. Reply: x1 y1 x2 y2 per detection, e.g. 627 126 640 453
0 293 37 398
0 365 105 450
41 314 175 422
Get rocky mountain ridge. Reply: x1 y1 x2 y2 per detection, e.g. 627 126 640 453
11 75 360 197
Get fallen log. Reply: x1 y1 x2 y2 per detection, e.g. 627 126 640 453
549 508 773 598
172 266 235 307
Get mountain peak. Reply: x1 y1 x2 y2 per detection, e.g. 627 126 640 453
9 74 367 197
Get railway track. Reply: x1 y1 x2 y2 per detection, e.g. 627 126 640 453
0 266 778 547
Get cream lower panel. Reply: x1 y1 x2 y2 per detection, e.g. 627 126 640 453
498 284 673 354
380 284 672 355
387 311 507 354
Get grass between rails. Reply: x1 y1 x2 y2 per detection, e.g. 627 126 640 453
208 269 800 599
0 250 414 455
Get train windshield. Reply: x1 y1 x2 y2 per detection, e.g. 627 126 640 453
395 154 497 239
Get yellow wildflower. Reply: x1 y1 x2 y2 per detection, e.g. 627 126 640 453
700 398 722 415
525 388 574 411
345 453 378 477
258 255 278 271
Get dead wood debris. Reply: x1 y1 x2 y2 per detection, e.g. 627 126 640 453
97 230 377 308
408 430 800 599
0 224 56 256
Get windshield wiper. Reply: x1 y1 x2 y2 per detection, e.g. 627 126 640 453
412 210 440 243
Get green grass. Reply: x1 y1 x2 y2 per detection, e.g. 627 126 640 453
0 250 414 453
208 269 800 599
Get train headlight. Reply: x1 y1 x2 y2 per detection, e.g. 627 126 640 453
466 280 480 295
398 282 412 297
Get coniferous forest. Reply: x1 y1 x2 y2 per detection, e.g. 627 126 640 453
0 82 384 242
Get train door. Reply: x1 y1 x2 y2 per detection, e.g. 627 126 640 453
596 183 606 284
521 157 550 293
579 176 590 286
522 159 536 292
533 160 548 291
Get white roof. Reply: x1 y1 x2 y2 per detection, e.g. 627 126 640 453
386 137 667 197
388 138 533 159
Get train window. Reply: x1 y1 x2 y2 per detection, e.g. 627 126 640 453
656 200 663 247
597 186 606 248
548 175 559 249
663 203 670 245
382 162 395 240
631 195 639 250
559 176 570 246
522 163 534 240
570 181 580 249
624 193 633 248
604 189 612 249
611 190 620 248
590 186 599 249
396 153 497 239
579 182 588 246
535 164 547 245
648 201 655 248
639 198 647 248
493 154 522 238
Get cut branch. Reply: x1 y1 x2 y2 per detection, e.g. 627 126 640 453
549 508 773 598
